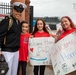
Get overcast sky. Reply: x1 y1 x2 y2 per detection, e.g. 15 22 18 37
1 0 76 23
30 0 76 23
30 0 76 17
0 0 10 2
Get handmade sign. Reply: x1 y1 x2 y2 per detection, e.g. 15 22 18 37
51 31 76 75
29 37 55 65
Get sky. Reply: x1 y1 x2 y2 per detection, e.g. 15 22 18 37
0 0 76 23
0 0 10 3
30 0 76 17
30 0 76 23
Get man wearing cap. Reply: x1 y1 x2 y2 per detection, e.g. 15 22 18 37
0 2 27 75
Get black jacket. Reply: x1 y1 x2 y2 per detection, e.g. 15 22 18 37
0 15 21 52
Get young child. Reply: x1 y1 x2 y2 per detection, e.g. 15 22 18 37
17 21 30 75
32 19 52 75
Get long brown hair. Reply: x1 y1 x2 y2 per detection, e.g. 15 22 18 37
61 16 75 31
32 18 49 35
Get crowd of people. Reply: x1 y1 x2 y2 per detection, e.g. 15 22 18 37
0 1 76 75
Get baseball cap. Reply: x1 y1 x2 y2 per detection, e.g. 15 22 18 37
12 2 27 13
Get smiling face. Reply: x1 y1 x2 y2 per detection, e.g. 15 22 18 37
61 18 72 30
12 8 22 20
37 20 44 31
22 23 29 34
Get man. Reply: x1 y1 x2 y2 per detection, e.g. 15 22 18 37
0 2 27 75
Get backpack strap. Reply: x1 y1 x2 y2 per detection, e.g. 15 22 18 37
8 16 13 30
4 16 13 45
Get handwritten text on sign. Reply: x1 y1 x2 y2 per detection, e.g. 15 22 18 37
51 31 76 75
29 37 55 65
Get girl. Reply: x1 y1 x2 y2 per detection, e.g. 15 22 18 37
32 19 52 75
56 16 76 75
17 21 30 75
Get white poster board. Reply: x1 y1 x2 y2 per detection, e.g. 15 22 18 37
51 31 76 75
29 37 55 65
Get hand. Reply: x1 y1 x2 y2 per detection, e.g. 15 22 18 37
30 35 33 38
30 35 34 38
0 51 2 55
52 34 57 38
51 34 59 43
27 56 30 62
55 35 59 43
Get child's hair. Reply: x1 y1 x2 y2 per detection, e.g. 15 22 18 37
21 21 29 32
32 18 49 35
21 21 29 26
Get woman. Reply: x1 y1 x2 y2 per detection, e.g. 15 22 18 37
56 16 76 75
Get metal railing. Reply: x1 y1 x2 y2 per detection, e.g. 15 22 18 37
0 2 11 15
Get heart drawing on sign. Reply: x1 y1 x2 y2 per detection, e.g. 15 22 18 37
30 48 34 52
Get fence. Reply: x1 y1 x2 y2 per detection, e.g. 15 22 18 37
0 2 11 15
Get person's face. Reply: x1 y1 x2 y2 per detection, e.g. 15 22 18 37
22 23 29 34
37 20 44 31
61 18 71 30
12 8 22 20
